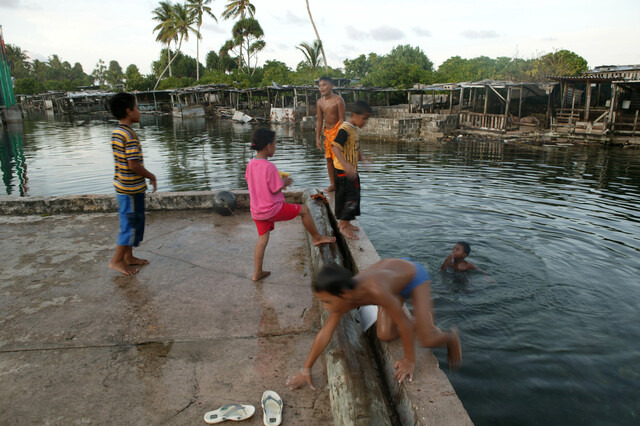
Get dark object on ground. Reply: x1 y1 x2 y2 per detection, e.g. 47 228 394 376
213 191 238 216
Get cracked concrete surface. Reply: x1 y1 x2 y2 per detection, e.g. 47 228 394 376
0 209 332 424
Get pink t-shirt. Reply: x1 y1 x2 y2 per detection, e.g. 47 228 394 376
245 158 285 220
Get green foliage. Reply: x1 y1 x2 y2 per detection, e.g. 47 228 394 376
157 76 196 90
531 49 588 78
5 44 31 79
153 49 203 79
13 78 44 95
259 60 292 86
106 60 124 86
356 45 434 88
296 40 323 69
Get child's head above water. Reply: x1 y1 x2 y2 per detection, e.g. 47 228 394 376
251 127 276 151
314 263 356 296
456 241 471 256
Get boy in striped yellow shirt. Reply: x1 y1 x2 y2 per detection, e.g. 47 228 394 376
108 93 157 275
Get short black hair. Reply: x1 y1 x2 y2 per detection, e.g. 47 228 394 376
351 100 372 115
318 76 334 85
251 128 276 151
109 92 136 119
314 263 356 296
457 241 471 255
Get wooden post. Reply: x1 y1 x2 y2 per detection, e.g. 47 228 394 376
633 110 638 137
546 90 552 128
449 90 453 113
561 82 567 109
483 86 489 115
460 87 465 108
569 84 576 133
431 91 435 113
305 89 309 116
419 92 424 112
504 87 512 130
518 86 523 119
584 82 592 122
607 83 617 129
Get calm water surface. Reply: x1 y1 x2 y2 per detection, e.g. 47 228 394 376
3 114 640 425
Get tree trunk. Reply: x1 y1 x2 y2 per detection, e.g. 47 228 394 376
305 0 328 72
155 37 184 90
196 25 201 81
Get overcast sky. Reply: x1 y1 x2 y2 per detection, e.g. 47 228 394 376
1 0 639 76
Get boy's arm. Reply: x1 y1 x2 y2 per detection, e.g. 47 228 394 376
128 159 157 192
375 290 416 383
338 96 346 122
316 103 324 150
332 145 357 179
287 311 342 390
441 254 454 270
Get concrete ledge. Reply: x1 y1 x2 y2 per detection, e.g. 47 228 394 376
328 194 473 426
304 189 393 425
0 190 304 216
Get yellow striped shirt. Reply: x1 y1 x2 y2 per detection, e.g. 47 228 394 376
111 124 147 194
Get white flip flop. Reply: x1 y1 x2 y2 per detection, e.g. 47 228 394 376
204 403 256 424
261 390 283 425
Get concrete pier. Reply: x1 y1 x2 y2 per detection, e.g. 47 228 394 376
0 190 471 425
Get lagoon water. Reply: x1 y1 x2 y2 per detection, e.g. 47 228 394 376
3 113 640 425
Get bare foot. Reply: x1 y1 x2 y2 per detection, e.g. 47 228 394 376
323 185 335 192
447 327 462 370
125 256 149 266
253 270 271 281
312 234 336 246
109 260 139 276
339 225 359 240
348 223 360 231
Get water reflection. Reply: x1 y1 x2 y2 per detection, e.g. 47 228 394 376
1 123 28 196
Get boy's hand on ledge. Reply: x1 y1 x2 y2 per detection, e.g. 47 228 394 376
286 372 315 391
393 358 415 384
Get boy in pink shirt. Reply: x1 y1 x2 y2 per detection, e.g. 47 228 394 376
245 128 336 281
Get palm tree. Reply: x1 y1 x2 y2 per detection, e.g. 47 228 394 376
296 40 324 69
153 3 197 89
305 0 328 72
186 0 218 81
152 1 178 77
221 0 256 70
221 0 255 20
220 17 264 76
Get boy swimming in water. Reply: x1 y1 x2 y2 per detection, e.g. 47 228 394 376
286 259 461 390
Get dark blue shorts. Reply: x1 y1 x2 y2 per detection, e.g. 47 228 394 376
399 258 430 299
117 193 146 247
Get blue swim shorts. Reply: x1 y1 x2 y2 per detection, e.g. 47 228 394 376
399 258 431 299
117 193 146 247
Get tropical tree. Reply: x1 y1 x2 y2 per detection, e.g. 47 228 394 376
92 59 107 86
220 17 265 75
106 60 124 87
304 0 327 72
221 0 255 20
531 49 588 79
5 44 31 78
296 40 323 70
221 0 255 70
152 1 179 77
186 0 218 81
153 3 197 89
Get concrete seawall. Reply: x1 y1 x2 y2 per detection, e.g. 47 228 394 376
0 190 471 425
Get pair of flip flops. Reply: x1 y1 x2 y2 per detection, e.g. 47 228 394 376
203 391 283 425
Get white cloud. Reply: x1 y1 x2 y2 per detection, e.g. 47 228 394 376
346 26 368 41
461 30 501 39
370 26 405 41
413 27 432 37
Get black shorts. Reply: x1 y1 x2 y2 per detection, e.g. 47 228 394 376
334 169 360 221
